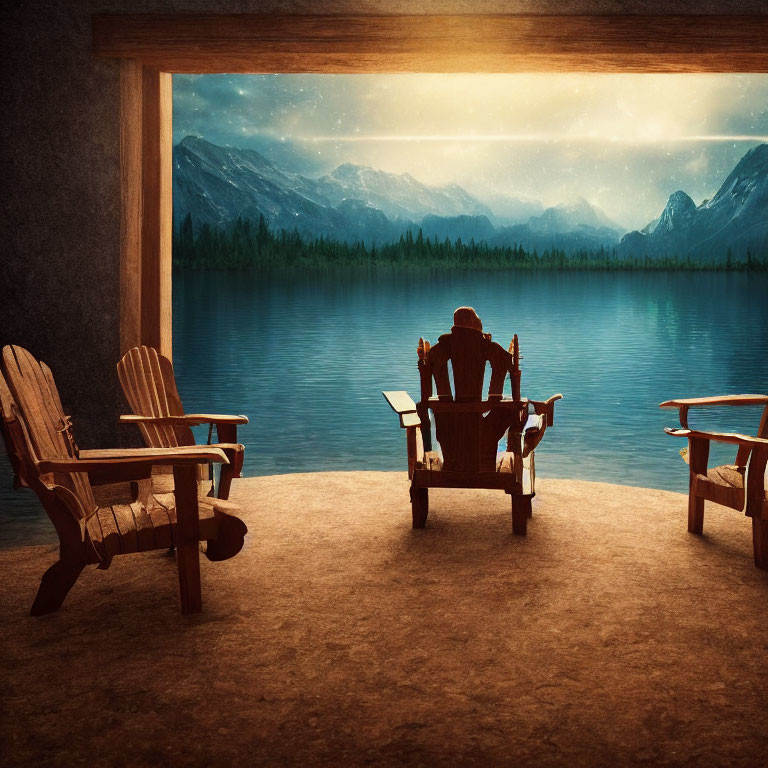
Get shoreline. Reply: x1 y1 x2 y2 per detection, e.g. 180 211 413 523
0 469 687 558
2 473 690 553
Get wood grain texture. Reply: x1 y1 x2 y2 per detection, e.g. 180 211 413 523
120 414 249 425
92 14 768 72
660 394 768 409
37 450 229 475
691 467 744 511
118 345 193 448
119 59 142 355
140 68 173 359
173 464 202 614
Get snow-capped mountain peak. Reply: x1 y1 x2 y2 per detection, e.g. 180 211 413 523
619 143 768 262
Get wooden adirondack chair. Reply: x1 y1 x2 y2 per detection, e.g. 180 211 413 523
0 345 248 615
383 307 562 534
117 346 247 500
660 394 768 569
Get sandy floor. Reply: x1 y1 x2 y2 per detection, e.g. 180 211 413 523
1 472 767 767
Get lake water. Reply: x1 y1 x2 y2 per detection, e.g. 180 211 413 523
2 269 767 547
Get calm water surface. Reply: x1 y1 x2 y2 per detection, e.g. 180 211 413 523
174 269 767 484
3 269 767 546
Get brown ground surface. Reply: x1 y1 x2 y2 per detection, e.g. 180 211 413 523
1 472 767 767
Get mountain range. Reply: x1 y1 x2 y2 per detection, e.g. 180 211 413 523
174 136 768 260
174 136 493 245
618 144 768 262
173 136 619 248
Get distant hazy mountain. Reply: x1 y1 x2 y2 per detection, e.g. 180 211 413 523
174 136 490 244
619 144 768 262
530 197 622 234
314 163 494 222
477 193 543 225
489 197 623 251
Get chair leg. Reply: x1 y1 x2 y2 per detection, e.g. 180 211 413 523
753 518 768 570
410 486 429 529
217 465 234 500
511 495 531 536
30 559 85 616
174 464 203 614
688 494 705 535
217 431 243 500
688 437 708 535
176 540 202 614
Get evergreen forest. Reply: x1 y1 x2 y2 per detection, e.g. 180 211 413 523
173 214 768 272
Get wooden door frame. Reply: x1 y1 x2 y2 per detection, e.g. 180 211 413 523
92 14 768 359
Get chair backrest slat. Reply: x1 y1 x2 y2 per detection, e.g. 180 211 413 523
119 346 167 446
3 346 71 462
0 368 35 490
1 345 96 519
117 346 195 448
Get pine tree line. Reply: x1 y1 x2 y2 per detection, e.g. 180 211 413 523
173 214 768 272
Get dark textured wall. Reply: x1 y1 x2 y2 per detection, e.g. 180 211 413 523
0 0 764 446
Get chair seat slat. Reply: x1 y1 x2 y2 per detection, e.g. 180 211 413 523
111 504 139 554
97 508 122 557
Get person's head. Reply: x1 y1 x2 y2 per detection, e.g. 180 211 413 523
453 306 482 332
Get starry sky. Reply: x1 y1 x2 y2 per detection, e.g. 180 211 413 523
173 74 768 231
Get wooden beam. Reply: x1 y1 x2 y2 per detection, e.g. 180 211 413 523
119 59 142 355
141 68 173 359
93 15 768 72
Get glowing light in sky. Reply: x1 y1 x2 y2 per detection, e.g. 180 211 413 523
173 73 768 230
303 134 768 144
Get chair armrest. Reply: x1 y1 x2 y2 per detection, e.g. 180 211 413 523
184 413 248 424
664 427 768 449
382 391 421 428
660 394 768 428
38 446 229 474
204 443 243 452
79 447 230 460
660 395 768 409
529 394 563 426
120 414 248 426
78 449 152 485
